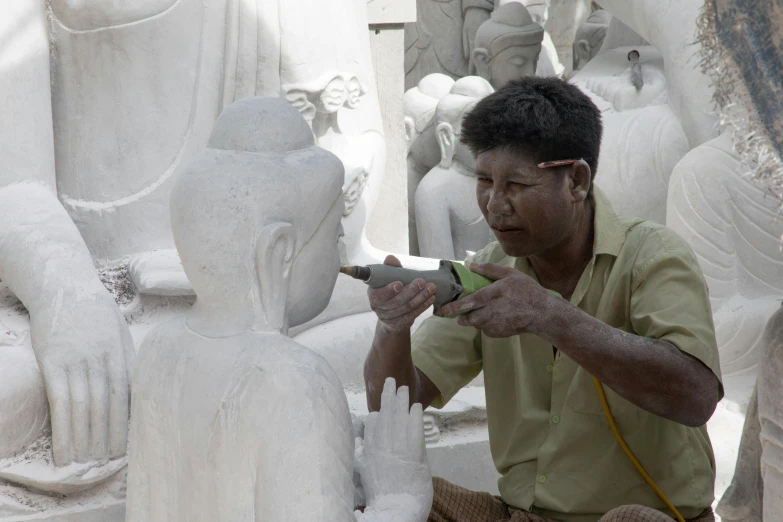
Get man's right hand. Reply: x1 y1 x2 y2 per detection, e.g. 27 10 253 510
368 256 437 333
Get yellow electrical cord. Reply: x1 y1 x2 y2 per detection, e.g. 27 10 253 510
592 377 687 522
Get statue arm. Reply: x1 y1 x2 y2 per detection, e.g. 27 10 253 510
0 1 133 467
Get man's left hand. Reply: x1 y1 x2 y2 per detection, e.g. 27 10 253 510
442 263 554 338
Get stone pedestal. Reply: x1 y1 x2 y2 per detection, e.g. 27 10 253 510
365 0 416 254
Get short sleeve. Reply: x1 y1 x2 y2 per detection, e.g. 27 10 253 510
411 316 482 409
630 229 723 399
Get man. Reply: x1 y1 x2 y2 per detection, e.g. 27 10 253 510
363 77 721 522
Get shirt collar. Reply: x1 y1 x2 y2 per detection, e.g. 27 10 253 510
590 185 626 257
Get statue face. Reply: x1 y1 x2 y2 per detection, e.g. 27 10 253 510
287 195 345 328
318 78 348 114
489 45 540 89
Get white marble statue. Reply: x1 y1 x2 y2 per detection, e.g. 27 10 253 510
572 9 612 74
414 77 495 261
404 74 457 256
496 0 564 77
404 0 494 90
0 0 386 517
471 2 545 89
127 97 432 522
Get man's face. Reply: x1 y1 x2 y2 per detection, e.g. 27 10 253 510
474 147 578 258
489 45 540 89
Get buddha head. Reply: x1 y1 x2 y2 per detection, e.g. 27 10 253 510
403 73 456 167
472 3 544 90
170 97 345 335
434 77 494 171
573 10 612 72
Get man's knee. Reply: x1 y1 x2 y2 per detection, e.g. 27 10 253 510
598 505 673 522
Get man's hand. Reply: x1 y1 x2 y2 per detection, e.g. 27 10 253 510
354 378 433 522
442 263 553 338
368 256 437 334
30 290 135 467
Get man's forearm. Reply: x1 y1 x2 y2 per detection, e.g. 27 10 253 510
364 323 426 412
532 295 720 427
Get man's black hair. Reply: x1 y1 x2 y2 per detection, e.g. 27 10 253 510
460 77 602 182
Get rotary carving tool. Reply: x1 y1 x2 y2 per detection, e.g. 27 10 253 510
339 260 494 317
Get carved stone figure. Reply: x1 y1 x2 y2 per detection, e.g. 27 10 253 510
404 0 494 90
572 9 612 74
0 0 386 517
414 77 495 260
716 304 783 522
496 0 564 77
404 74 457 256
471 2 544 89
126 97 432 522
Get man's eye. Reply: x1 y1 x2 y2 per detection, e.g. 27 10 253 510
510 181 529 187
477 177 491 183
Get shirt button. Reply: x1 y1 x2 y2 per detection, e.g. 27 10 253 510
538 475 547 484
546 365 554 373
551 415 560 424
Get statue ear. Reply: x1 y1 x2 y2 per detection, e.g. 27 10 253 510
436 122 456 169
471 48 491 80
254 222 297 334
404 116 416 148
576 40 590 62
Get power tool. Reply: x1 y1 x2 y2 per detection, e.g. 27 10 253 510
339 260 494 317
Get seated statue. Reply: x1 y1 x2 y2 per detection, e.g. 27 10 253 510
126 97 432 522
414 77 495 260
471 2 545 89
404 74 457 255
572 9 612 74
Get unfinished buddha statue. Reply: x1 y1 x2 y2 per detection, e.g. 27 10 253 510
414 77 495 260
404 0 494 90
404 74 456 256
471 2 544 89
126 97 432 522
495 0 564 77
572 9 612 74
0 0 386 517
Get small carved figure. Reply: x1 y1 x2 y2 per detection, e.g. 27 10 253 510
414 77 495 260
471 2 545 89
572 9 612 73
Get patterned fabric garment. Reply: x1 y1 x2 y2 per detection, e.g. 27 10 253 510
428 478 716 522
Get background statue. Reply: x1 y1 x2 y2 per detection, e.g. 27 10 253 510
127 97 432 522
415 77 495 260
572 9 612 74
471 2 544 89
404 74 457 256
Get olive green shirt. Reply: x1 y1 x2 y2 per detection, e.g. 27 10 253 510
411 187 722 522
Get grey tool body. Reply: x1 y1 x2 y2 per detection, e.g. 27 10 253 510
353 264 463 310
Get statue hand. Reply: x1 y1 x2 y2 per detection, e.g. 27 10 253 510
30 290 134 467
354 378 433 522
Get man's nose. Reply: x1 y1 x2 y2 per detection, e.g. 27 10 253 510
487 187 514 216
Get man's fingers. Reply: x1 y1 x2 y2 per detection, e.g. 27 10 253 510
88 364 110 461
375 279 428 312
457 307 493 328
45 368 72 467
69 364 90 463
383 255 402 268
107 356 130 459
368 282 403 306
382 285 436 320
469 262 514 281
442 287 492 316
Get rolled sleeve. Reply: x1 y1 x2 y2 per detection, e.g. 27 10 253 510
630 229 723 398
411 316 483 409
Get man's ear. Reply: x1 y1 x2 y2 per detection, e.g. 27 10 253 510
436 122 456 168
471 48 491 80
568 159 592 202
254 222 296 333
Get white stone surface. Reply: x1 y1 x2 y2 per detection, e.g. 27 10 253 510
367 0 416 24
415 77 495 261
127 97 431 522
